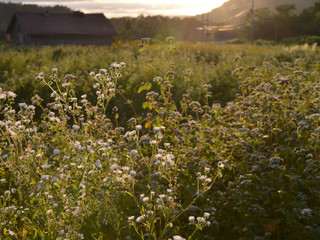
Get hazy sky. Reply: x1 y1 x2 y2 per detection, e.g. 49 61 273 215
1 0 228 17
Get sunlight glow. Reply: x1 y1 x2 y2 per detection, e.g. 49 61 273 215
20 0 229 17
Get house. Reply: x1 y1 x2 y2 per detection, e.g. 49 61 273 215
6 11 117 46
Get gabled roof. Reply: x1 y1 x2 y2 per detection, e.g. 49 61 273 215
7 12 117 36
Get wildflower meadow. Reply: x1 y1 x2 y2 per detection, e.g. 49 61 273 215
0 39 320 239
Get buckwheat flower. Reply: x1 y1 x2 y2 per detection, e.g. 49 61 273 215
167 189 172 193
53 149 60 155
122 166 130 172
8 230 15 236
52 68 58 73
204 167 210 172
1 178 6 183
188 216 195 223
129 149 138 156
153 127 161 133
11 188 16 194
129 130 136 136
89 71 95 77
46 209 53 215
59 230 65 235
204 212 210 218
99 69 107 74
151 191 155 196
111 62 121 68
95 159 102 168
40 175 50 180
93 83 100 89
4 190 11 196
110 163 118 170
164 143 170 147
129 170 136 176
197 217 205 223
53 203 58 208
301 208 312 217
136 216 144 223
72 125 80 131
120 62 126 66
0 93 6 99
42 164 52 169
128 216 135 221
205 178 212 183
135 125 142 130
142 197 149 203
18 102 27 108
173 236 186 240
7 91 17 98
206 221 211 226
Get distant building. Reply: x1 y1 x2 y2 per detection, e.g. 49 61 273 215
6 11 117 46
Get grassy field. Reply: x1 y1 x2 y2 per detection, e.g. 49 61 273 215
0 40 320 239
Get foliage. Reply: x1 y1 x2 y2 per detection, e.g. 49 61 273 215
0 40 320 239
240 2 320 43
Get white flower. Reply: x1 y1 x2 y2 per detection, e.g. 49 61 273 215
142 197 149 203
59 230 65 235
128 216 135 221
204 212 210 218
72 125 80 131
197 217 205 223
110 163 118 170
52 68 58 73
53 149 60 155
0 178 6 183
188 216 195 223
173 236 186 240
8 230 15 236
7 91 17 98
135 125 142 130
136 216 144 223
42 164 52 169
40 175 50 180
129 149 138 156
164 143 170 147
95 159 102 168
199 175 207 181
153 127 161 133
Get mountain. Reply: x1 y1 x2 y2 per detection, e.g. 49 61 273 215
198 0 319 24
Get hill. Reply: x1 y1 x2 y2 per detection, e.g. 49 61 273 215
198 0 319 24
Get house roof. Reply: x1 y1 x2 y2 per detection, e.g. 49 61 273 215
7 12 117 36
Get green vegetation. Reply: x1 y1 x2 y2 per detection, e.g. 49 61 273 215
0 40 320 239
242 2 320 43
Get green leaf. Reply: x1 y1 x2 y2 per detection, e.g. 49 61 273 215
142 101 153 110
138 82 152 93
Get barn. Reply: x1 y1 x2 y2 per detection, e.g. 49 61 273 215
6 11 117 46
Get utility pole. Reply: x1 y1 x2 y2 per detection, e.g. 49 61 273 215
250 0 254 45
202 14 204 42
